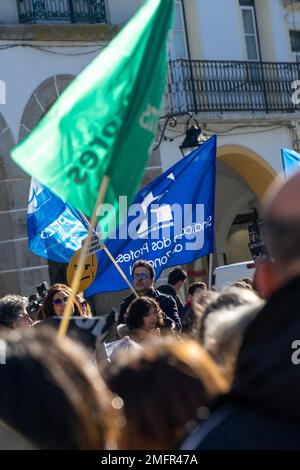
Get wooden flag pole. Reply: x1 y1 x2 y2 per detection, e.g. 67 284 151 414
101 243 138 298
58 175 110 338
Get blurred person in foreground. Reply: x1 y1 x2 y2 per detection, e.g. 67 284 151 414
181 171 300 450
104 338 228 450
0 328 122 449
203 301 264 383
198 286 261 343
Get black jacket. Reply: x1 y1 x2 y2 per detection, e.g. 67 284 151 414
181 275 300 449
157 284 184 312
119 287 181 330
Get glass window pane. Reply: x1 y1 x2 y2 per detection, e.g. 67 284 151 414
242 9 255 34
239 0 255 6
173 31 187 58
173 2 183 30
290 31 300 52
245 36 258 60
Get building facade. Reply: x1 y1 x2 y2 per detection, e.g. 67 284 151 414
0 0 299 309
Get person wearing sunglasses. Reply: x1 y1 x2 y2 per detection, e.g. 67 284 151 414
39 284 84 320
118 260 181 331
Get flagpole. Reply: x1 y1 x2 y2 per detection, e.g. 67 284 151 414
76 209 138 298
101 244 138 297
58 175 110 338
208 253 213 290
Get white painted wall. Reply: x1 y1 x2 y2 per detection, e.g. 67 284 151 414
160 138 260 265
160 123 292 177
255 0 275 61
256 0 291 62
182 0 295 62
188 0 245 60
0 43 105 141
217 125 291 175
0 0 18 24
215 163 256 264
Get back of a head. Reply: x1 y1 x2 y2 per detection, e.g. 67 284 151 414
104 338 228 450
188 282 207 297
264 171 300 269
203 300 264 380
198 287 260 343
167 268 187 286
182 290 216 337
230 281 253 290
0 328 120 450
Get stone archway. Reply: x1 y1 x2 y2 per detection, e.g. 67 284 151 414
18 75 76 289
217 144 277 200
215 145 277 265
0 113 15 180
2 75 76 296
19 75 74 142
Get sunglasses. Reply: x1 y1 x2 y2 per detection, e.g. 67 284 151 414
133 273 149 280
53 296 68 305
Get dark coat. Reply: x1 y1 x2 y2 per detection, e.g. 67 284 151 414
119 287 181 330
157 284 184 312
180 275 300 449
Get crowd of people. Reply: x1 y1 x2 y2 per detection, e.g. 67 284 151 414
1 170 300 450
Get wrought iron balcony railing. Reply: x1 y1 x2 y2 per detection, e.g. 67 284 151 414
17 0 107 24
165 59 300 114
283 0 300 11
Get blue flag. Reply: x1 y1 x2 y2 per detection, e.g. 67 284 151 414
85 135 217 296
281 148 300 177
27 179 88 263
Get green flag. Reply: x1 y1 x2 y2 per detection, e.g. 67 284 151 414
11 0 173 236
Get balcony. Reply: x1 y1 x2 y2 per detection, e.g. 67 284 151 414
17 0 107 24
283 0 300 11
165 60 300 115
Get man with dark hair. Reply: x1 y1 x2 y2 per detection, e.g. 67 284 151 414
0 295 32 329
119 260 181 330
188 281 207 297
158 267 187 311
180 282 207 333
181 171 300 450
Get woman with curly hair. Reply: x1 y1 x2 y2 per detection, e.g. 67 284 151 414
38 283 84 320
124 297 166 341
